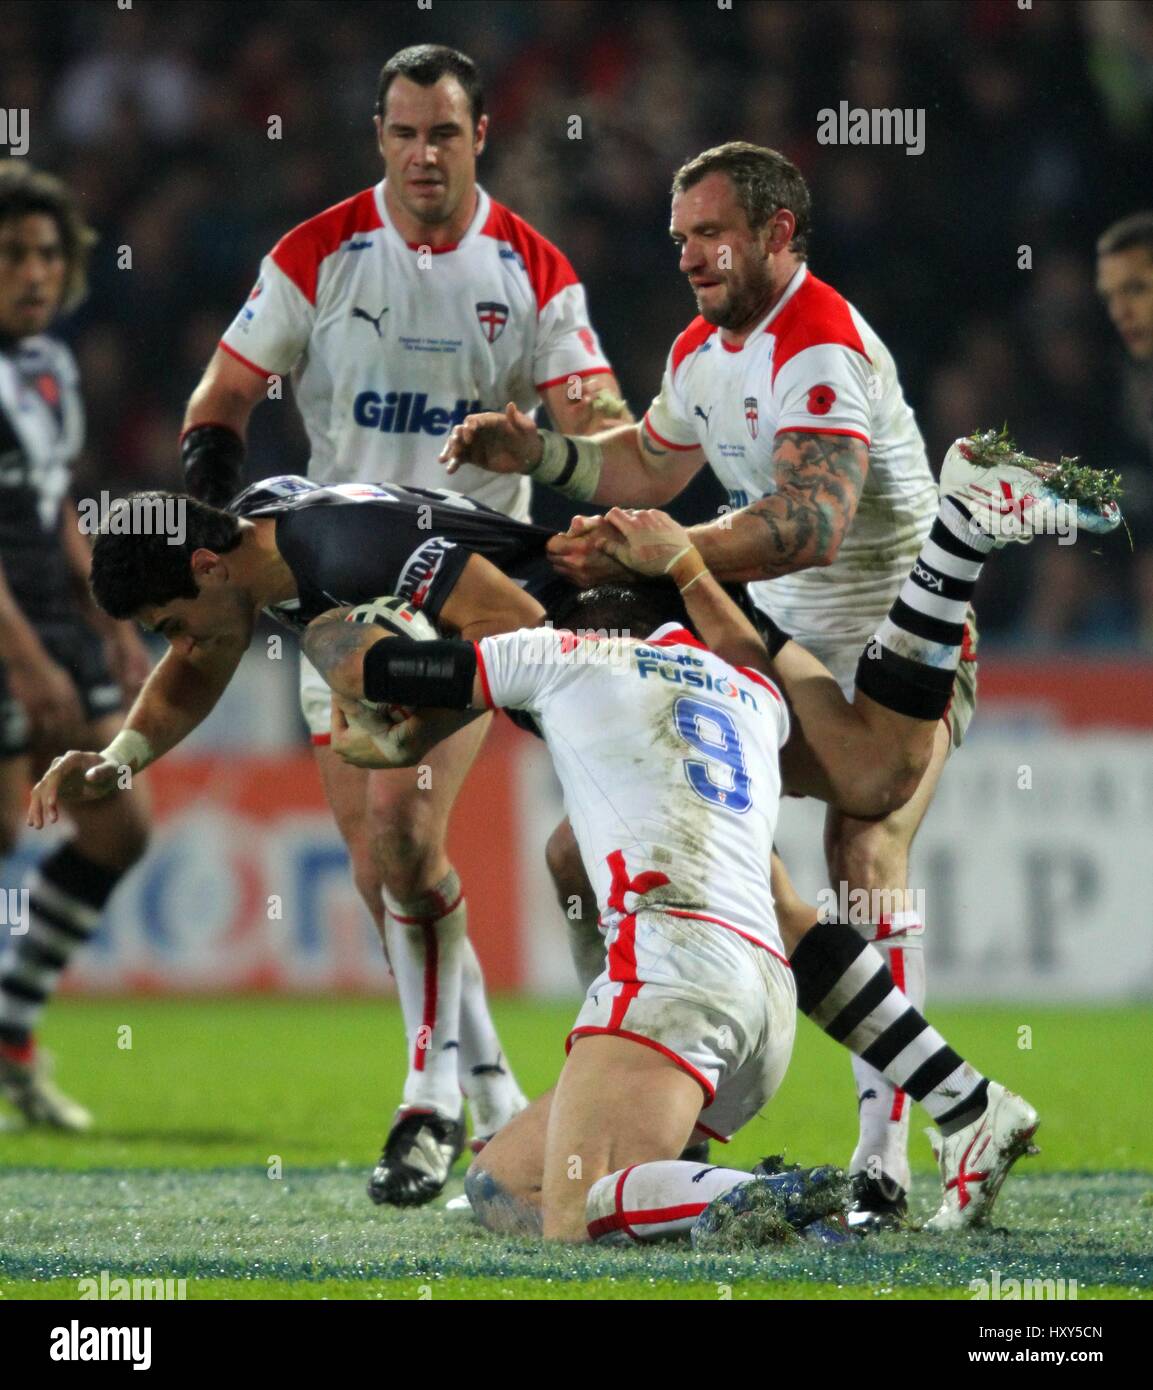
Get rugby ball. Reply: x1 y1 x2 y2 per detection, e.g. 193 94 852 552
343 595 438 724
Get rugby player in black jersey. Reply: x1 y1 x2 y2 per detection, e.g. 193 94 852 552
0 163 153 1129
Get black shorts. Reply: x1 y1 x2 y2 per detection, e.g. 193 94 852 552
0 618 122 758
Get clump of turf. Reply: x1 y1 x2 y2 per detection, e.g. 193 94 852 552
690 1183 800 1253
964 426 1124 512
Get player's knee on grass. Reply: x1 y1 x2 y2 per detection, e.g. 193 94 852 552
464 1162 543 1237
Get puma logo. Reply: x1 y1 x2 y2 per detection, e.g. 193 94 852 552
352 305 389 337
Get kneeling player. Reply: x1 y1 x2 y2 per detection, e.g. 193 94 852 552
301 450 1118 1245
304 449 1120 1240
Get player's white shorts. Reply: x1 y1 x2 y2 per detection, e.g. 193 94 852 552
299 655 334 741
784 607 980 752
568 910 797 1142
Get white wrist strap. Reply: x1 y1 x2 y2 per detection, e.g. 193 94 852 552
662 545 695 574
99 728 154 772
531 430 604 501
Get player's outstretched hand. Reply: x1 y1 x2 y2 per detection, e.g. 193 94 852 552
439 402 542 476
546 514 635 588
27 751 121 829
594 507 696 577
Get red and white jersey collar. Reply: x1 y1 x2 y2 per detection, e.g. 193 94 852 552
718 262 809 354
375 180 492 257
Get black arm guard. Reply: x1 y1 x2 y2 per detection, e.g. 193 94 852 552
181 424 246 508
363 638 479 709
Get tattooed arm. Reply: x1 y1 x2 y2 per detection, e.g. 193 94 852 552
686 430 869 582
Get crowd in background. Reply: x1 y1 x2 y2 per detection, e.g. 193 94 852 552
3 0 1152 649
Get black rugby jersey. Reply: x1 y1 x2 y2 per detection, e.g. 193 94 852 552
0 336 85 624
231 475 572 632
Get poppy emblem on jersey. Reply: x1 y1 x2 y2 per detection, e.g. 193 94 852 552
578 327 597 357
247 277 264 301
476 301 509 343
807 384 836 415
34 373 61 409
744 396 759 439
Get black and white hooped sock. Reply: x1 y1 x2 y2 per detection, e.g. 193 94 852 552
0 844 122 1048
790 919 988 1136
855 497 991 722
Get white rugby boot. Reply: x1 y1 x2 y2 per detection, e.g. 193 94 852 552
924 1081 1039 1231
0 1041 93 1131
940 429 1123 546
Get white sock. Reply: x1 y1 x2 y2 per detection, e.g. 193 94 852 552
586 1161 750 1243
849 914 925 1193
383 869 468 1122
458 938 527 1139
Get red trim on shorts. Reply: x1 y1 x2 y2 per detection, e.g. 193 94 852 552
473 642 495 710
566 1026 716 1104
310 732 332 746
664 909 791 969
218 340 274 380
642 413 700 451
534 367 612 392
691 1120 732 1144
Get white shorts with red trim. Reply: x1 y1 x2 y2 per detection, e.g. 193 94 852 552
300 655 334 741
568 910 796 1140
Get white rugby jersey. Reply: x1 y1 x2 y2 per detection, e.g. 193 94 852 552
221 182 610 521
643 265 938 643
477 623 789 957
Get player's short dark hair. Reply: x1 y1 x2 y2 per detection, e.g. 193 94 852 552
90 493 242 620
375 45 485 129
1097 211 1153 262
548 581 692 640
671 142 811 259
0 160 97 312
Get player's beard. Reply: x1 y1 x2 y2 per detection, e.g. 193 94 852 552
698 260 775 333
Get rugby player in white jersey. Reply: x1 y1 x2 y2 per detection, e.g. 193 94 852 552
179 45 630 1204
441 140 976 1228
301 447 1119 1240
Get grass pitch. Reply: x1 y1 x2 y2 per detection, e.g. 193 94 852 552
1 999 1150 1300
